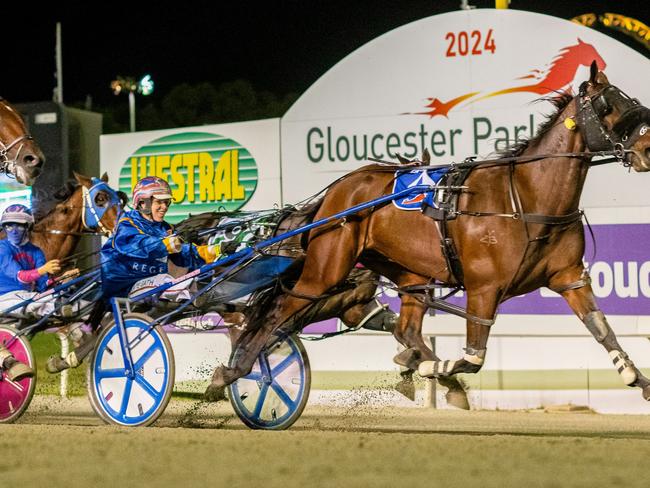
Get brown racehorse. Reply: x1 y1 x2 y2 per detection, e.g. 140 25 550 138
30 173 123 261
0 98 44 185
209 64 650 403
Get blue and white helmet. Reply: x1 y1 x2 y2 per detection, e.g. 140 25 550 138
1 204 34 227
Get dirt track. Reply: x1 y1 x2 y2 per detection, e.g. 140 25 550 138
2 396 650 488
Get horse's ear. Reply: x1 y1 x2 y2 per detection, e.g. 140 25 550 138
101 172 109 182
422 148 431 164
73 171 91 186
589 61 599 83
595 70 609 86
396 153 410 164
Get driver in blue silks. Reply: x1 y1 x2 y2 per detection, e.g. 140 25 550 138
46 176 218 373
100 175 217 299
0 204 63 381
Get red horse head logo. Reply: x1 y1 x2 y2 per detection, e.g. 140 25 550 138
418 39 607 118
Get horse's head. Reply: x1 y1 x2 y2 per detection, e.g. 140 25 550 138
577 62 650 172
0 99 45 185
74 172 127 236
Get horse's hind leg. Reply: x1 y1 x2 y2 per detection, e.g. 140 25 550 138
210 226 360 388
392 293 469 409
556 273 650 400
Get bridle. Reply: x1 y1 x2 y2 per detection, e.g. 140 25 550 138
577 82 650 161
0 99 34 178
81 178 125 236
35 179 126 238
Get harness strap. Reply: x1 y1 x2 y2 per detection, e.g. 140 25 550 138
278 278 352 301
399 284 495 326
550 276 591 294
520 210 583 225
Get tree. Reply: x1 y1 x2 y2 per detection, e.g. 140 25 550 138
101 79 297 133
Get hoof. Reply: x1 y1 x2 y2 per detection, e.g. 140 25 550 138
436 376 470 410
210 365 236 388
642 385 650 402
394 378 416 401
393 348 421 370
444 385 470 410
46 355 70 374
203 383 228 403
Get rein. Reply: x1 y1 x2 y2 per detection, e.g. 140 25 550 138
369 147 631 174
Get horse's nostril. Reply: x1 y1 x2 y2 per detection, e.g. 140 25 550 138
23 154 43 168
646 147 650 160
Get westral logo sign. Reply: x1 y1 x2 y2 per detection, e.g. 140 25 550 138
119 132 258 223
418 39 606 117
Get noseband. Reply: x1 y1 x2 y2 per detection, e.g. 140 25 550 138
0 99 34 178
577 82 650 160
0 134 33 178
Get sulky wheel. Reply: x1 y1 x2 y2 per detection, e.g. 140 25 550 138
0 325 36 423
88 313 174 427
228 334 310 430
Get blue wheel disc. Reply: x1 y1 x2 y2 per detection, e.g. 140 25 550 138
228 334 310 430
90 315 174 426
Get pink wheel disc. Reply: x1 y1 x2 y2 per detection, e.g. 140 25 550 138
0 328 34 420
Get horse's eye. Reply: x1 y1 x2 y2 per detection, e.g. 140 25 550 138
94 193 108 207
117 191 129 206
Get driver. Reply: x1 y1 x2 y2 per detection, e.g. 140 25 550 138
100 175 218 300
46 176 218 373
0 204 63 381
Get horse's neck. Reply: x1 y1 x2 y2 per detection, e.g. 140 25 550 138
516 102 588 215
32 194 84 261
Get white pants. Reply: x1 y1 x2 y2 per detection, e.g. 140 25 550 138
128 274 193 303
0 290 56 317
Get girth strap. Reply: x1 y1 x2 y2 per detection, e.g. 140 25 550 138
521 210 583 225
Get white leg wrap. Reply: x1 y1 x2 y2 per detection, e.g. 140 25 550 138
609 350 637 386
418 360 458 378
463 353 485 366
65 352 80 368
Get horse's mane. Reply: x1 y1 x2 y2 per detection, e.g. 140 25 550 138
33 180 80 222
499 92 574 158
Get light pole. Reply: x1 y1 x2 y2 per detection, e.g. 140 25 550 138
111 75 154 132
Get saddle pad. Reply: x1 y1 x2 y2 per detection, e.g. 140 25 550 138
392 168 449 210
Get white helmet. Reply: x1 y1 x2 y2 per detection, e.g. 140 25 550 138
1 204 34 227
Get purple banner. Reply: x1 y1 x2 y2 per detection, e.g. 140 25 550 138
378 223 650 316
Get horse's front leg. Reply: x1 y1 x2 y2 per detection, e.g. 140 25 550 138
417 287 498 379
555 272 650 400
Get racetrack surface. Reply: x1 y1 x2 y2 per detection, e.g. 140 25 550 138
2 396 650 488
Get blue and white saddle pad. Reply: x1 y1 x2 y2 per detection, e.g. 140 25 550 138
392 168 450 210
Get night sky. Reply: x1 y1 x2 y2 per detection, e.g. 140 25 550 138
2 0 649 107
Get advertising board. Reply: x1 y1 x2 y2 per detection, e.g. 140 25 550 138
100 118 281 223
